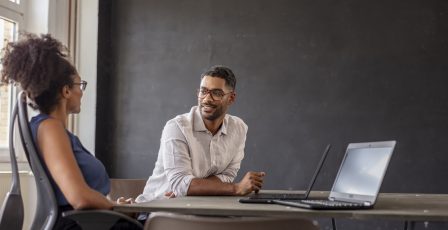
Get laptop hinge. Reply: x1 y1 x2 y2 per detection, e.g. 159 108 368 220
330 197 372 206
363 201 372 206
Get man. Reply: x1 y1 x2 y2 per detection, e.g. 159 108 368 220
136 65 265 203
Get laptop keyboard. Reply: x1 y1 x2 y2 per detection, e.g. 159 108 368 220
250 193 305 199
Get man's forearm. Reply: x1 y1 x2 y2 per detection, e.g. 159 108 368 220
187 176 237 196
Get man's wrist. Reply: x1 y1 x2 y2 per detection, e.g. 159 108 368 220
233 183 241 196
232 183 238 195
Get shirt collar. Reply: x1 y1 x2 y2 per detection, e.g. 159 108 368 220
193 106 228 135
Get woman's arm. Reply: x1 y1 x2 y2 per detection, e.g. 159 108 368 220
37 119 113 210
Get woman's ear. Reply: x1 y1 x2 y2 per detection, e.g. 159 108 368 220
61 85 71 99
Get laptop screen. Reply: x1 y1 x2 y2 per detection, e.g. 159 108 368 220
332 147 393 196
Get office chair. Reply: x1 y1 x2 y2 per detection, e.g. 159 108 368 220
144 212 319 230
0 103 24 230
16 91 142 230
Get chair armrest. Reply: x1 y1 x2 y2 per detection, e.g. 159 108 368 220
62 209 143 230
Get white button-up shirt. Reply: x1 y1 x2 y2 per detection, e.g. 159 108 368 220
135 106 248 203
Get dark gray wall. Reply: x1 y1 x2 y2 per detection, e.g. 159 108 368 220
97 0 448 228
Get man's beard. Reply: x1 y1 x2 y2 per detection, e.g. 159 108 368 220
199 103 224 121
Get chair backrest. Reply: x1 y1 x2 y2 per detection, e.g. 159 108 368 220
17 91 58 230
144 212 319 230
108 179 146 201
0 102 24 230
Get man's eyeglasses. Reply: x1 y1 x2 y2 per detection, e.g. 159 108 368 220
197 88 233 101
73 80 88 91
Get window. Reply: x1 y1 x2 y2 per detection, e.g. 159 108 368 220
0 0 23 161
0 17 16 145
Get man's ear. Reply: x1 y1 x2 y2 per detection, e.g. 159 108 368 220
228 92 236 105
61 85 71 99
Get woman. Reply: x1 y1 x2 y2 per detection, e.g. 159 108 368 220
1 33 136 229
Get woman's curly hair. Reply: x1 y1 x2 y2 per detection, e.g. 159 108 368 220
0 33 77 113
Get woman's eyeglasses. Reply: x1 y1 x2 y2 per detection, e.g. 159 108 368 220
73 80 88 91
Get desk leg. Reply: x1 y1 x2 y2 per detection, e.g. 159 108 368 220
404 221 415 230
331 218 337 230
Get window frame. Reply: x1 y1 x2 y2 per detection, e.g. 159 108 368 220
0 0 24 162
0 0 24 22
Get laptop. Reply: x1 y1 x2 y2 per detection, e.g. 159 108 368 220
274 140 396 210
238 144 331 204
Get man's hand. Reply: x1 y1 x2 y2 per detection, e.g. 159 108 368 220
116 197 134 204
164 191 176 199
234 171 266 195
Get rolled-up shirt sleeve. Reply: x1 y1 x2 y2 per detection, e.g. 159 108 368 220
215 161 241 183
215 148 244 183
161 122 195 197
215 124 247 183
